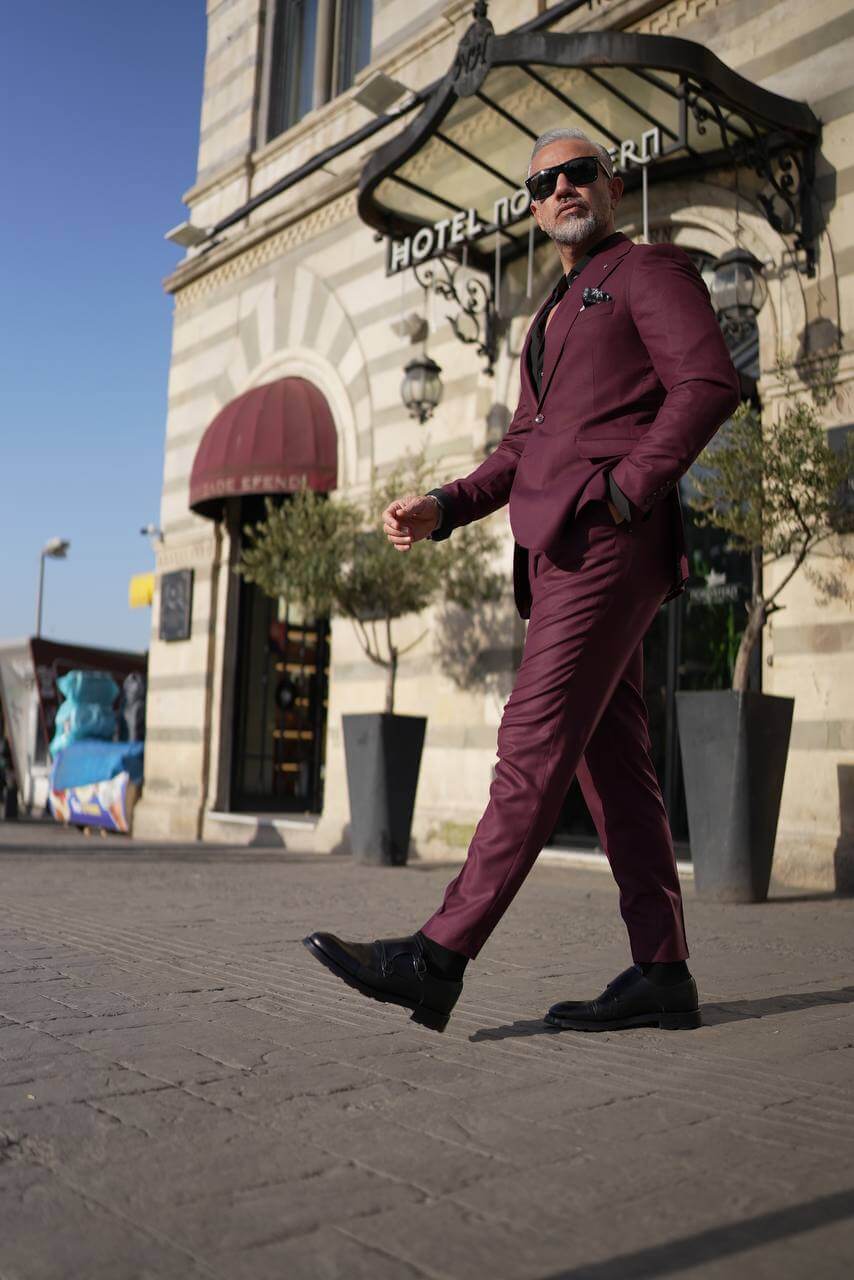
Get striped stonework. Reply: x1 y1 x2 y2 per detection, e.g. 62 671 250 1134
138 0 854 887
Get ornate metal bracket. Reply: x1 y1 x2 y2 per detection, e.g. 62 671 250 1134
684 81 818 277
413 256 501 376
752 143 817 277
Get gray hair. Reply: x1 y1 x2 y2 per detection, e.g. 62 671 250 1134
528 128 614 178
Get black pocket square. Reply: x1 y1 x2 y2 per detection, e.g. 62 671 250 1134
581 286 613 307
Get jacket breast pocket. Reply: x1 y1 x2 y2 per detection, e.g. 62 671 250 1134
577 301 615 319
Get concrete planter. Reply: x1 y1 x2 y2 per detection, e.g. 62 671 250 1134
675 690 794 902
341 713 426 866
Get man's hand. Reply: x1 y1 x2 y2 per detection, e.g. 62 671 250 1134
606 499 626 525
382 494 441 552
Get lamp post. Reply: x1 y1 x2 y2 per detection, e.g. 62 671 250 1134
35 537 70 638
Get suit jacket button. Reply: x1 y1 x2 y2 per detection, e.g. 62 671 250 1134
534 413 544 423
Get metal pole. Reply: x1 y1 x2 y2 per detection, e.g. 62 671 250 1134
642 162 649 243
35 552 45 638
494 238 501 316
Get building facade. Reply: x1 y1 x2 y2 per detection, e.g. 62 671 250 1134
135 0 854 890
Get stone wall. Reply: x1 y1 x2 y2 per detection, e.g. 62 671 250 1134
139 0 854 888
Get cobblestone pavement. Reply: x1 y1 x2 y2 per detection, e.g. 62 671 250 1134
1 820 853 1279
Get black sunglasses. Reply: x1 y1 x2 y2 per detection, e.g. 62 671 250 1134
525 155 612 202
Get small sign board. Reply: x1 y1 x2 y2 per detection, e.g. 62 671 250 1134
159 570 193 642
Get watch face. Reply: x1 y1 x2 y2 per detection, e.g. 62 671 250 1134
159 570 194 642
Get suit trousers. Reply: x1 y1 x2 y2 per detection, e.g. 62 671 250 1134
420 496 689 963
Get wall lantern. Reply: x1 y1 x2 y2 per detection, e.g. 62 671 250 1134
709 247 769 342
401 354 443 424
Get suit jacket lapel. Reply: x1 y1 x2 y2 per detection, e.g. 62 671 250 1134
537 237 633 410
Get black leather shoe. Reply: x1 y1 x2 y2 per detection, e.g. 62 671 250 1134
545 964 701 1032
303 931 462 1033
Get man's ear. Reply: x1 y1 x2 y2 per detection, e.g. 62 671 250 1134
529 200 543 231
609 176 624 210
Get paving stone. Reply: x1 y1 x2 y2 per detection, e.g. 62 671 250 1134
37 1122 335 1217
1 827 853 1279
341 1197 575 1280
142 1164 425 1256
0 1059 168 1112
307 1111 514 1196
0 1024 85 1062
216 1224 430 1280
0 1171 217 1280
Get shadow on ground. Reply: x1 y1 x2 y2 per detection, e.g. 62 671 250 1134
537 1188 854 1279
470 986 854 1040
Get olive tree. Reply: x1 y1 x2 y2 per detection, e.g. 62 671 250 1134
238 451 504 713
689 360 854 692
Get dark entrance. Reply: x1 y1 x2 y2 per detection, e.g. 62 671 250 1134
231 497 330 814
552 250 759 851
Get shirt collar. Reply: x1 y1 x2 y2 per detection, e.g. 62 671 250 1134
565 230 625 282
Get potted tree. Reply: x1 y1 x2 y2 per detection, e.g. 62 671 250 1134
676 362 853 901
238 451 503 866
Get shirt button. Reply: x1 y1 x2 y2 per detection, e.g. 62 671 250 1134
534 414 544 424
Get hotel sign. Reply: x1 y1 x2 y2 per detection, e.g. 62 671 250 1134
385 128 661 276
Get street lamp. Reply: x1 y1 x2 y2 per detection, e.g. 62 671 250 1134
709 247 768 343
35 537 69 638
401 354 443 424
140 523 163 545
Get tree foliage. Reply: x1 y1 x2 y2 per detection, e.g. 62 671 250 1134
689 365 853 691
238 450 505 713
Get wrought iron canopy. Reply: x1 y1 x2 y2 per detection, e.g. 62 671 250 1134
357 10 821 275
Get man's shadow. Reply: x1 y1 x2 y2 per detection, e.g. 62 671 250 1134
469 985 854 1041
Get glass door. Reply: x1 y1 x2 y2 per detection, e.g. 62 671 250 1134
231 498 330 814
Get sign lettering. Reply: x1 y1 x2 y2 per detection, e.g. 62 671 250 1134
384 127 663 275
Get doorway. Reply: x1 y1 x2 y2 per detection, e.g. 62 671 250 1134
231 496 330 814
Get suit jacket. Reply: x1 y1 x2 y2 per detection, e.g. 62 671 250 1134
430 233 740 619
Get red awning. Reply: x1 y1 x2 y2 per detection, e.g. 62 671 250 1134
189 378 338 519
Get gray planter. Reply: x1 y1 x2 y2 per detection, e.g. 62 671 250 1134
341 713 426 866
675 690 794 902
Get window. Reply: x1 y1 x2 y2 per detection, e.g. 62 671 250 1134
266 0 373 142
267 0 320 139
335 0 372 95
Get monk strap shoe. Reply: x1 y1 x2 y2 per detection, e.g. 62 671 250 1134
303 931 462 1033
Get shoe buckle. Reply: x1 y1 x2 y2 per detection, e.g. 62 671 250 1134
413 953 427 980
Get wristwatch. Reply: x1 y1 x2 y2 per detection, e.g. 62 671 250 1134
426 494 441 531
425 488 452 541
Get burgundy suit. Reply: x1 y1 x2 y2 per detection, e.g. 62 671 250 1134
421 233 740 961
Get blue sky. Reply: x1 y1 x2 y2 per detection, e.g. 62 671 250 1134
1 2 207 652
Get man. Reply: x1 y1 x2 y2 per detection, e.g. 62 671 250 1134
304 127 740 1034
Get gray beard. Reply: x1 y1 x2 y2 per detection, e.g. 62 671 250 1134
549 211 602 246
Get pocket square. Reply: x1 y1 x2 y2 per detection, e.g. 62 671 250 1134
581 286 613 308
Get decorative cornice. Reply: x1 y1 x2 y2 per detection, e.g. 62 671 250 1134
182 155 253 209
170 190 359 310
630 0 728 35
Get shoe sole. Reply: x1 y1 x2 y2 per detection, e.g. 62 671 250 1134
302 936 450 1033
544 1008 702 1032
